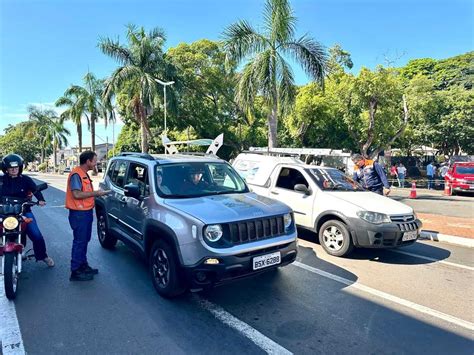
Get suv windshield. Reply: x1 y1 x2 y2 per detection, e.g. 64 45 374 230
307 168 364 191
155 162 248 198
455 166 474 175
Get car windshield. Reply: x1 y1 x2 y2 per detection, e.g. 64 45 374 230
155 162 248 198
307 168 364 191
455 166 474 175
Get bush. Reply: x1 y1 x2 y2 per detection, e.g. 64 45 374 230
38 163 47 172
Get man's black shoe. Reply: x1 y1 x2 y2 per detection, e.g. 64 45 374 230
81 264 99 275
70 270 94 281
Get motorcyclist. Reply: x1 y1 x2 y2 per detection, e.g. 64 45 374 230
0 154 54 267
352 154 391 196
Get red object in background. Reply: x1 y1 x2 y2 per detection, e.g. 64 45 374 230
409 182 417 199
444 162 474 194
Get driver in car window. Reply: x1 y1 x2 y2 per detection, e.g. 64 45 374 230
181 167 209 193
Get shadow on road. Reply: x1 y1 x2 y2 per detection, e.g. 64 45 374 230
297 227 452 265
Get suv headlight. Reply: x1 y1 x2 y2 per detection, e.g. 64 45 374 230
204 224 223 242
283 213 292 229
3 216 19 230
356 211 391 224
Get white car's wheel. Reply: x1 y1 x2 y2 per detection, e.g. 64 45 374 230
319 220 354 257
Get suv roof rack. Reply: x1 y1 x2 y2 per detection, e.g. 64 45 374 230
118 152 155 160
241 150 300 157
248 147 351 157
162 133 224 156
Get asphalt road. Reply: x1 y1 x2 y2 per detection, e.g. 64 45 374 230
389 188 474 219
1 174 473 354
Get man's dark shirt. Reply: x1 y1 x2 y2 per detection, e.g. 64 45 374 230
353 161 390 191
0 174 45 212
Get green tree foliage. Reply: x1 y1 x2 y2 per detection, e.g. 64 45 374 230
398 52 473 154
167 40 248 153
222 0 326 148
99 24 174 153
0 123 43 163
401 52 473 90
283 82 355 150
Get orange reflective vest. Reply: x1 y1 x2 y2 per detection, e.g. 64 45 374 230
65 167 95 210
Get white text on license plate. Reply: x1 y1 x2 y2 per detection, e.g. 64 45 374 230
253 251 281 270
402 230 418 241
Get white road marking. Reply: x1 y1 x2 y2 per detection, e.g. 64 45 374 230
388 249 474 271
0 275 26 355
193 295 292 355
293 261 474 332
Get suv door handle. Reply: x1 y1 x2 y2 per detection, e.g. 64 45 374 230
270 190 279 195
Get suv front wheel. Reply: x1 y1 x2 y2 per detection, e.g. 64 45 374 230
149 239 186 298
97 210 117 249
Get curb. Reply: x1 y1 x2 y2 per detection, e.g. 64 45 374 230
420 231 474 248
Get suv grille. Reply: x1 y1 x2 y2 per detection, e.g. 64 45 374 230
225 216 286 245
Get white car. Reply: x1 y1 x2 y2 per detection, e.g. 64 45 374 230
233 153 422 257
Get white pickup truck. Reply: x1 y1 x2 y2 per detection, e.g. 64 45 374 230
232 153 422 257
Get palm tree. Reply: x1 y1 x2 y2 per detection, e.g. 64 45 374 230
47 118 70 170
26 106 56 164
222 0 327 148
26 106 70 170
56 88 85 152
99 24 170 153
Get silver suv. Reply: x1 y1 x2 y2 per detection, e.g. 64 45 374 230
96 152 298 297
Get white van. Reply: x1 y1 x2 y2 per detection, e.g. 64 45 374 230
232 153 422 257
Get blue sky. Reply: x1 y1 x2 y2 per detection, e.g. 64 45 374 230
1 0 472 148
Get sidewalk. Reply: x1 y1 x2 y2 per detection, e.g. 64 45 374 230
389 187 473 247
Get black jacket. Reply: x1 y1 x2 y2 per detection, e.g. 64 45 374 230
0 174 45 212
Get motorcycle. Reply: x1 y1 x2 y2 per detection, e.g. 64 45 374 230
0 182 48 299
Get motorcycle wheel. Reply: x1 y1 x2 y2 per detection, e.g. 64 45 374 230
4 252 19 300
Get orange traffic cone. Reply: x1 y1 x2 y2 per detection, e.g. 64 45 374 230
443 182 452 196
409 182 417 199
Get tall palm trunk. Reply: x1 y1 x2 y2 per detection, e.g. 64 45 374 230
139 104 149 153
268 104 278 149
91 113 96 152
91 113 98 175
53 141 58 171
77 123 83 152
268 71 279 148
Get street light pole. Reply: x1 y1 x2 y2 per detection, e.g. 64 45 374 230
154 79 175 134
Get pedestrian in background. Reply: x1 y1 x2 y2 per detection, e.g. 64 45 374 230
390 164 399 187
426 161 435 190
65 151 111 281
351 154 391 196
439 163 449 189
397 163 407 188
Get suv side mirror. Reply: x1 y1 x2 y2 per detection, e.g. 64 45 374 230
124 183 141 199
294 184 311 195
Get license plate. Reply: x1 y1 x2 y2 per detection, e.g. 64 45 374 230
402 230 418 241
253 251 281 270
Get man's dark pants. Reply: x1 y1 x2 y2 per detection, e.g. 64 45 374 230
427 175 434 189
68 209 93 272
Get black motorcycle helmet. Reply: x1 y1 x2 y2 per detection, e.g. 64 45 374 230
2 154 24 175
